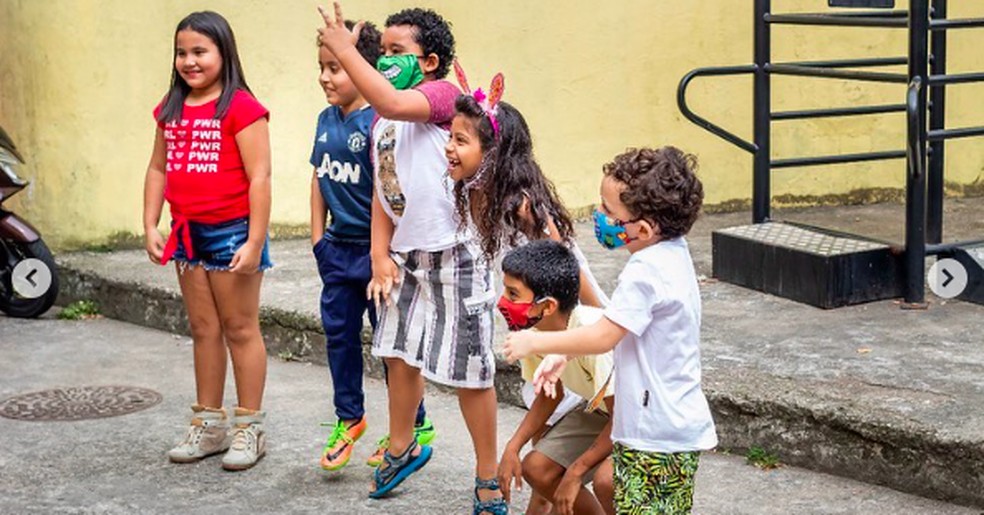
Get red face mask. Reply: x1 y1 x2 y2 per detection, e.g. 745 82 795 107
496 295 543 331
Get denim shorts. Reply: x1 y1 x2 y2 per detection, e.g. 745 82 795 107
170 217 273 271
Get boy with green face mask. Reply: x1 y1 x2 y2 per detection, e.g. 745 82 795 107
376 53 425 91
318 4 508 514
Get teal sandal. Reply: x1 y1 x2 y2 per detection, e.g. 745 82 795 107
368 440 432 499
473 477 509 515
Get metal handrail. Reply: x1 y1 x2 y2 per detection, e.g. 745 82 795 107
930 18 984 30
905 77 927 304
771 150 905 169
928 72 984 85
767 63 908 83
773 57 907 68
772 104 906 121
677 65 759 154
765 12 907 28
928 125 984 142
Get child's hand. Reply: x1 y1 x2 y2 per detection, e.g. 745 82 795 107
367 255 400 309
496 446 523 503
532 354 568 399
145 228 165 265
229 241 262 274
317 2 362 53
502 330 536 363
552 471 583 515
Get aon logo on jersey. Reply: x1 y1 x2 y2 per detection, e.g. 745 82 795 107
317 152 361 184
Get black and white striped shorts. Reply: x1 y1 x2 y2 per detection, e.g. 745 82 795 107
372 242 497 389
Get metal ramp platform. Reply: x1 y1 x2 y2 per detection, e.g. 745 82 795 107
678 0 984 308
713 223 903 308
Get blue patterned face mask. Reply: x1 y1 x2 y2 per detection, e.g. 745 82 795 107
593 209 639 250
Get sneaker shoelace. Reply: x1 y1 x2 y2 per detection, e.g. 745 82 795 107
230 425 256 452
182 424 206 446
326 421 354 447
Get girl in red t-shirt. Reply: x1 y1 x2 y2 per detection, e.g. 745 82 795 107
142 11 271 472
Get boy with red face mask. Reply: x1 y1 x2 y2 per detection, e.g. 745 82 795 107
497 240 616 515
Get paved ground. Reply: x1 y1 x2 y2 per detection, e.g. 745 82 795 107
0 315 977 515
47 198 984 508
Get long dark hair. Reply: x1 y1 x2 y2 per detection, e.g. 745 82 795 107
156 11 251 123
453 96 575 261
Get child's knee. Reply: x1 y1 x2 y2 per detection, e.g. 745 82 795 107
522 451 564 492
221 316 259 345
187 313 221 342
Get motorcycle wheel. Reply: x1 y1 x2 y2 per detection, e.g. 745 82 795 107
0 239 59 318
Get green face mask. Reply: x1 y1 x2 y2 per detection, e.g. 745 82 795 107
377 54 425 90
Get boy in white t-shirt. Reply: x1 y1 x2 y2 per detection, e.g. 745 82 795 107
495 240 615 515
504 147 716 514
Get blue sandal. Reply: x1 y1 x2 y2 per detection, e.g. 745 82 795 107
473 477 509 515
368 440 432 499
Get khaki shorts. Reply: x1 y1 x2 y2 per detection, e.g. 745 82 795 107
533 404 610 482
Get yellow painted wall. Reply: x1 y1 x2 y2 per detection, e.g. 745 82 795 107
1 0 983 248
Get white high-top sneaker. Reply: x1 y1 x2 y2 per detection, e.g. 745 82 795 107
221 407 266 471
167 404 231 463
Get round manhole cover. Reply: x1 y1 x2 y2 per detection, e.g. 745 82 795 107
0 386 162 421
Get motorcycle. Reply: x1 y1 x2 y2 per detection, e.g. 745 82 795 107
0 124 58 318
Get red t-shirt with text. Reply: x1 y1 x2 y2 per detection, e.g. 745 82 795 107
153 89 269 224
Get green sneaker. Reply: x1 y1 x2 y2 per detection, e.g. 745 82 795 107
366 417 436 467
414 417 436 445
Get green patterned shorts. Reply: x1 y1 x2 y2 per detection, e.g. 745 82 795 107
612 443 701 514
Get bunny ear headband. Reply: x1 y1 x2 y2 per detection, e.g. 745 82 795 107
453 59 505 137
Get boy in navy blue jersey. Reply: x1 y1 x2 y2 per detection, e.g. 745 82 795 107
310 20 432 472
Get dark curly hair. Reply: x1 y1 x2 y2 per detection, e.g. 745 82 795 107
385 8 454 79
501 240 580 314
317 20 381 67
453 96 575 261
602 147 704 239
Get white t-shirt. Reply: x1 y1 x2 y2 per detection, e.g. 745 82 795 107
372 80 470 252
603 238 717 453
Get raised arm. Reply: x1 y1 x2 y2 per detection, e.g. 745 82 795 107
318 3 433 122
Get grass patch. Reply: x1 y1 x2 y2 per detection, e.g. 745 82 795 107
745 446 781 470
58 300 101 320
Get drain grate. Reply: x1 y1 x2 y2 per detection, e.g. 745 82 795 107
0 386 162 421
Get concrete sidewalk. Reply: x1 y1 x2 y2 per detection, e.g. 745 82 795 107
54 199 984 508
0 316 977 514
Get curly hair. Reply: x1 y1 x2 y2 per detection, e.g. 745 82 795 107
602 147 704 239
317 20 381 67
501 240 580 314
385 8 455 79
453 96 575 261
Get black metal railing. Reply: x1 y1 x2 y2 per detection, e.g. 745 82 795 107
677 0 984 305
